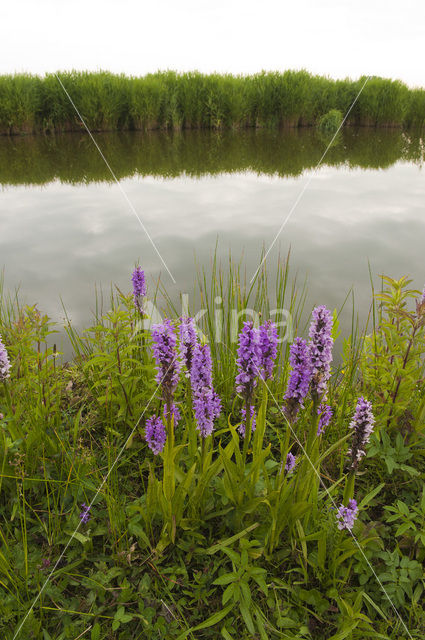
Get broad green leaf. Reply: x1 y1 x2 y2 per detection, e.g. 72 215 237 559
213 572 238 586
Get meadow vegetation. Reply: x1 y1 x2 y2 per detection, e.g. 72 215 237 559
1 70 425 136
1 263 425 639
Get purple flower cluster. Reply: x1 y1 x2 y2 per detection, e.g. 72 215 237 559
258 320 278 381
348 396 375 470
191 343 221 437
152 319 181 403
238 404 256 438
317 403 333 436
235 322 261 400
79 503 91 524
283 337 311 422
336 499 358 531
145 416 167 454
308 306 333 399
179 317 197 377
163 403 181 426
191 343 213 391
131 267 147 312
0 335 11 381
285 452 297 474
193 389 222 437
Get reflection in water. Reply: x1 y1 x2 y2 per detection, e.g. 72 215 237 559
1 128 424 358
0 128 423 186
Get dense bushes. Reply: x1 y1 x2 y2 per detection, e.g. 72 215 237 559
0 70 424 135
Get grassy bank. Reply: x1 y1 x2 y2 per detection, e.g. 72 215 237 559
1 71 425 136
1 262 425 639
0 127 424 186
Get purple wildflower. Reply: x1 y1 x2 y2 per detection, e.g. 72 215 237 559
151 319 181 404
163 403 181 426
131 267 147 312
235 322 261 401
348 396 375 470
191 343 213 392
0 335 11 381
179 317 197 377
285 452 297 474
238 405 256 437
258 320 278 381
308 306 333 399
317 403 333 436
336 499 358 531
193 389 222 437
191 343 221 437
283 337 311 422
79 503 91 524
145 416 167 454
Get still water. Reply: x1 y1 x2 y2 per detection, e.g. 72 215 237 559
1 127 424 351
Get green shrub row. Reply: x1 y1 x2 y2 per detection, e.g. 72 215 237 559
0 70 424 135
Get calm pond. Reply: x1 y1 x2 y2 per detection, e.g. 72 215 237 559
1 127 424 351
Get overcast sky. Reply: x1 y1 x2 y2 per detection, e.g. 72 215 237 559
1 0 424 87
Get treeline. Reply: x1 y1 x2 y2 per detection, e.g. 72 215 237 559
0 128 423 186
1 70 425 135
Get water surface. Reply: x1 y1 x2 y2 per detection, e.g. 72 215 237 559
1 128 424 352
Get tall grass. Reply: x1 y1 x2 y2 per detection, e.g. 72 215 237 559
1 70 424 135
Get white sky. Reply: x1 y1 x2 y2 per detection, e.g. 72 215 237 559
1 0 425 87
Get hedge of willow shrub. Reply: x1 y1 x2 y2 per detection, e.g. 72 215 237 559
1 269 425 638
1 70 425 135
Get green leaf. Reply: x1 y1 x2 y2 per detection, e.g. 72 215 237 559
213 572 238 586
221 626 234 640
221 547 240 565
91 623 101 640
395 522 413 536
222 582 235 605
207 523 259 554
397 501 410 517
385 457 396 474
64 530 90 545
239 600 255 634
358 483 385 509
176 603 234 638
240 580 252 605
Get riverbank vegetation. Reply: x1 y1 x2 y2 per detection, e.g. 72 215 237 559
1 263 425 639
0 127 424 186
1 71 425 136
